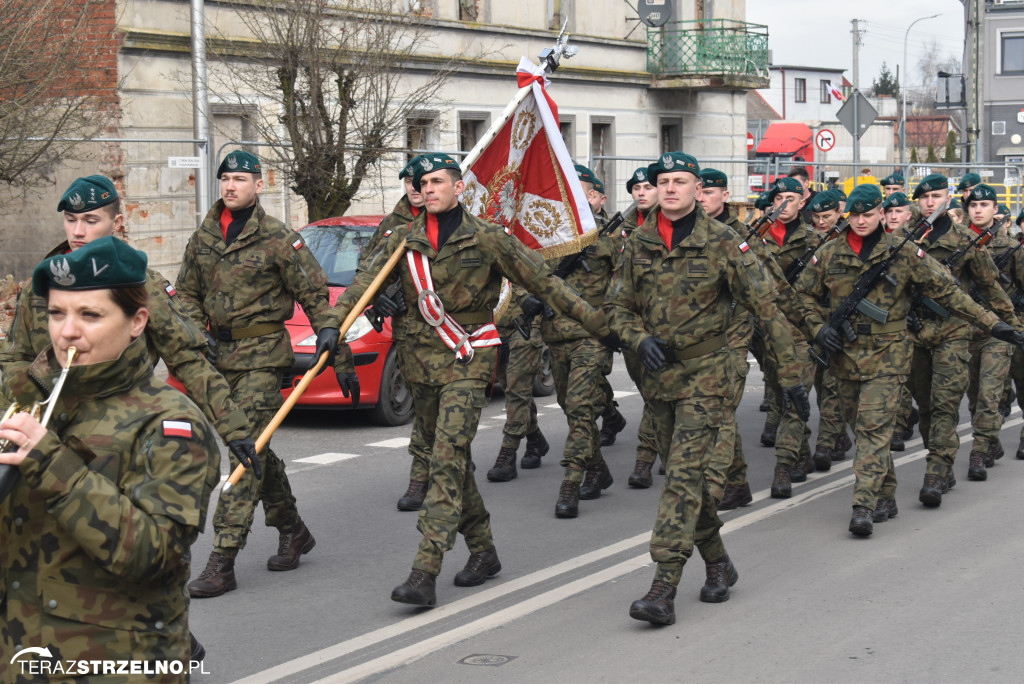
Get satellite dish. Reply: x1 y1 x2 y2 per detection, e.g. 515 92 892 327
638 0 672 28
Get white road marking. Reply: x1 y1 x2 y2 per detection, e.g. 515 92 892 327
368 437 411 448
231 411 1022 684
612 390 637 399
295 453 360 465
543 402 560 409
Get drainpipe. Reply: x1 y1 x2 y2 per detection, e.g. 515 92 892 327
780 67 786 119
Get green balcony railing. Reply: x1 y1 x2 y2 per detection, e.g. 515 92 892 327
647 19 769 79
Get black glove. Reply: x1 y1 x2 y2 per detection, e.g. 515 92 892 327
228 438 262 479
498 337 511 367
521 295 544 318
203 330 218 366
638 336 669 371
311 327 340 372
814 324 844 353
991 321 1024 348
599 331 621 351
374 289 406 318
782 384 812 423
336 372 361 407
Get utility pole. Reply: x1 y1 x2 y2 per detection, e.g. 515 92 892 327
852 19 862 91
191 0 211 225
967 0 983 164
852 19 863 185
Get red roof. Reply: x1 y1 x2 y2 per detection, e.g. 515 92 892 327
755 123 813 156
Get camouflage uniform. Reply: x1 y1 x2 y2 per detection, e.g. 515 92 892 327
795 228 1005 511
0 242 250 445
607 206 804 586
335 206 607 576
907 217 1017 481
496 285 543 450
0 338 220 680
175 199 338 554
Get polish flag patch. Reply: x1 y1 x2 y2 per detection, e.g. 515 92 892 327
164 284 176 297
917 248 925 258
383 229 393 237
292 238 303 250
739 241 750 253
162 420 193 439
811 255 818 265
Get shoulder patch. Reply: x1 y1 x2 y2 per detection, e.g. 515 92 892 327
504 225 512 236
163 420 194 439
164 283 176 297
292 238 303 251
811 255 818 265
739 241 750 253
917 248 925 258
383 229 393 238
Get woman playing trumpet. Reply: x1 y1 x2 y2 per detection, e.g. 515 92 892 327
0 236 220 680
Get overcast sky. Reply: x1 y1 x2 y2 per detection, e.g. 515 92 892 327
746 0 966 92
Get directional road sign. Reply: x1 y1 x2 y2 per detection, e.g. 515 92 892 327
815 129 836 152
836 90 878 140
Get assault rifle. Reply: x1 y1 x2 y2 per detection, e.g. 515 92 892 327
907 215 999 332
784 217 848 285
969 228 1024 309
810 202 947 367
744 198 789 242
512 201 638 339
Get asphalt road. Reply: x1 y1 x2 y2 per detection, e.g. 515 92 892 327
186 356 1024 684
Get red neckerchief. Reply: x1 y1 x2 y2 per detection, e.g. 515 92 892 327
637 210 645 225
847 231 864 254
968 223 983 236
657 211 674 250
219 207 233 240
425 212 439 251
411 205 421 218
768 219 787 247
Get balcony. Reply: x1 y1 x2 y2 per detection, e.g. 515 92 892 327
647 20 770 90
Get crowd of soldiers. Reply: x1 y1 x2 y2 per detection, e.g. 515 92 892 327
4 145 1024 675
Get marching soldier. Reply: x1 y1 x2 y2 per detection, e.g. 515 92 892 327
608 152 811 625
957 172 982 203
879 172 906 197
794 184 1024 535
178 151 349 598
0 237 220 677
333 153 611 607
883 192 914 233
906 174 1019 508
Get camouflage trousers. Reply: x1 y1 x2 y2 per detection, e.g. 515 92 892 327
967 331 1012 452
550 337 612 482
706 343 751 499
408 379 494 576
835 375 899 510
814 362 847 450
498 324 543 450
751 319 782 425
396 340 432 484
649 396 727 586
622 348 660 465
894 377 916 437
1011 346 1024 441
766 335 813 467
909 337 971 477
213 368 300 555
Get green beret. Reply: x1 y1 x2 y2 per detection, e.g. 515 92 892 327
625 167 649 192
57 175 118 213
768 176 803 202
882 192 910 209
999 203 1012 217
834 188 847 201
912 173 949 199
699 168 728 189
217 150 262 179
399 154 426 180
879 173 905 187
956 172 982 191
33 235 147 297
647 151 700 184
809 190 839 213
964 184 998 206
754 191 772 210
593 177 605 194
1017 210 1024 226
574 164 598 185
845 185 883 214
411 153 461 192
949 197 962 209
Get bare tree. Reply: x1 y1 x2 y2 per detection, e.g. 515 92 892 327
0 0 117 193
208 0 487 221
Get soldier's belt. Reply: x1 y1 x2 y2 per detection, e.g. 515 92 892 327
451 310 495 325
584 294 606 308
666 333 728 362
216 323 285 341
853 320 906 336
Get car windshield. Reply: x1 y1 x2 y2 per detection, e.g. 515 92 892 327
301 224 375 286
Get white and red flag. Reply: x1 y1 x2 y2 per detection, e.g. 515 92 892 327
829 83 846 102
461 57 596 259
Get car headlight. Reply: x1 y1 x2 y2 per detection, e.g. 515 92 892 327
296 316 374 347
297 333 316 348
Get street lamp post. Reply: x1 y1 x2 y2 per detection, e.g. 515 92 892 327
902 13 942 177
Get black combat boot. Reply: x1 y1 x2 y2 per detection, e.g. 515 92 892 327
627 459 654 488
487 447 518 482
849 506 874 536
919 474 945 507
946 471 956 491
760 421 778 447
699 556 739 603
967 449 988 481
190 632 205 662
790 451 814 482
812 444 833 471
718 482 753 511
629 580 677 625
579 462 613 500
599 409 627 446
521 430 549 469
267 520 316 571
555 480 580 518
872 498 898 523
831 433 851 462
453 548 501 587
759 393 769 412
986 441 1003 467
902 407 920 441
1017 436 1024 459
770 464 791 499
391 569 437 606
188 551 237 598
890 433 905 452
397 480 428 511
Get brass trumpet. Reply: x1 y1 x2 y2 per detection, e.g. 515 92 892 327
0 346 78 501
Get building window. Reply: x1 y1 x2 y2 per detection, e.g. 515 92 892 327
459 0 480 21
660 119 681 154
794 78 806 103
1001 33 1024 74
820 80 832 104
560 116 575 157
993 120 1007 136
406 114 437 157
458 113 489 155
590 118 615 202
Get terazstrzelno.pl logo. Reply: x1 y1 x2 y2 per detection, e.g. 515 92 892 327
10 645 209 676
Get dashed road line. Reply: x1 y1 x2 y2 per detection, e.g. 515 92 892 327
295 453 360 465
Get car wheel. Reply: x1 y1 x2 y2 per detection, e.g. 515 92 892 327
532 344 555 397
371 349 414 426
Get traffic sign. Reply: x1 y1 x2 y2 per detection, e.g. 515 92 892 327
836 90 878 140
815 129 836 152
746 132 754 151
